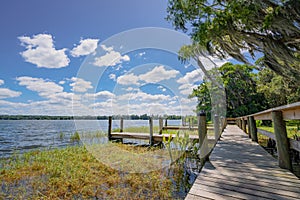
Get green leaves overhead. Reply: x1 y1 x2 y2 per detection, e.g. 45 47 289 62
167 0 300 82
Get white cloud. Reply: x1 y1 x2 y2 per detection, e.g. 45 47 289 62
178 83 198 95
59 80 65 85
117 73 140 86
158 86 166 92
18 34 70 68
116 65 180 86
109 74 116 81
177 69 204 84
70 38 99 57
139 65 179 83
0 79 4 86
17 76 63 97
85 91 115 99
93 45 130 67
70 77 93 93
138 52 146 56
118 91 171 102
0 88 22 99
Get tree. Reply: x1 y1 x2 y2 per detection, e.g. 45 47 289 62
190 63 267 118
220 63 266 117
257 68 300 108
167 0 300 82
189 82 212 120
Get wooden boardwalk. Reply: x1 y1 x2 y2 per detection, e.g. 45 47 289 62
186 125 300 200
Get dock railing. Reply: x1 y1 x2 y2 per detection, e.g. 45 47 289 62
234 101 300 171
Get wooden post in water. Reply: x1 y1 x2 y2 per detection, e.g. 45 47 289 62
198 111 209 165
272 111 293 171
108 116 112 141
249 116 258 142
247 117 251 139
181 117 185 126
165 118 168 127
149 117 154 146
214 114 220 141
159 117 163 135
120 118 124 133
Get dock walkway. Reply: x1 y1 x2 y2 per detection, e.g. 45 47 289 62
186 125 300 200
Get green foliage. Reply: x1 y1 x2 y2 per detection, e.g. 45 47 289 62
70 131 80 142
220 63 267 117
189 82 212 120
167 0 300 82
190 63 267 117
257 68 300 108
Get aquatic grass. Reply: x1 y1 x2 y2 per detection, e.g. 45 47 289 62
1 144 193 199
70 131 80 142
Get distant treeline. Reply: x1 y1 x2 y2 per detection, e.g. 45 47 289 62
0 114 182 120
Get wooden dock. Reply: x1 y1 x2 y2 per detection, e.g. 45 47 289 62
186 125 300 200
111 132 214 142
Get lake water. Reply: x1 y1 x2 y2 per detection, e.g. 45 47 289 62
0 120 181 158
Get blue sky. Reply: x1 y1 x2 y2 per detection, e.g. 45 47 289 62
0 0 226 116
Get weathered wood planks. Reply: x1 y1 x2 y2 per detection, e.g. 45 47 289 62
186 125 300 200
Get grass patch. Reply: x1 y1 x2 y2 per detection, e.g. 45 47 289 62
257 126 300 139
0 145 181 199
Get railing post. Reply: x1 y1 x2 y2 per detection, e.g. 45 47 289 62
189 117 192 130
164 118 168 127
181 117 184 126
214 114 220 141
120 118 123 133
272 111 293 171
249 116 258 142
149 117 154 146
198 111 209 164
242 118 247 133
247 117 251 139
221 117 227 131
108 116 112 141
159 117 163 135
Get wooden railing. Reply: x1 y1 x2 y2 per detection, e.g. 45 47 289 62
234 101 300 171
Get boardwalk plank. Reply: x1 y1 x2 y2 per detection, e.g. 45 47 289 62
186 125 300 200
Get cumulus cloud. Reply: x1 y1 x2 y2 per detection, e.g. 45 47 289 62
117 73 140 86
0 79 4 86
70 77 93 93
70 38 99 57
179 83 197 95
17 76 64 97
93 45 130 67
18 34 70 68
158 86 166 92
177 69 204 84
59 80 65 85
109 74 116 81
85 91 115 99
116 65 180 86
118 91 171 102
0 88 22 99
139 65 179 83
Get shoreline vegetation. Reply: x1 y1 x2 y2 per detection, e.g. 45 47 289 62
0 126 202 199
0 115 182 120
